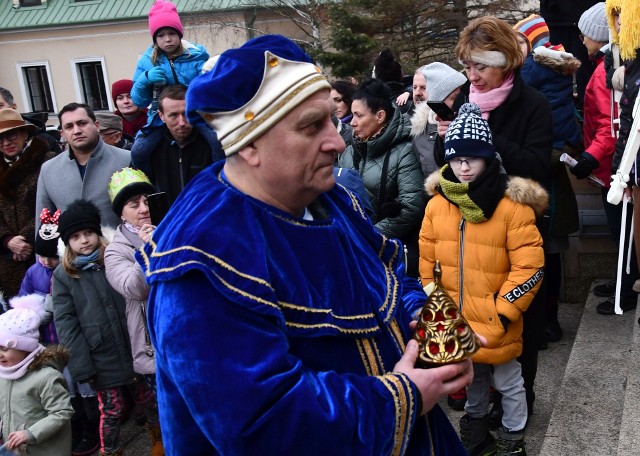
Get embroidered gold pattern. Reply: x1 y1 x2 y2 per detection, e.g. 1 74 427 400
379 374 413 456
388 319 406 353
226 75 327 149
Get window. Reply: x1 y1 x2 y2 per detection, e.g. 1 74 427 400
19 0 42 6
20 64 54 112
72 58 109 111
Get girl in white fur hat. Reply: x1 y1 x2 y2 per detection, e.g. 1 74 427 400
0 294 73 455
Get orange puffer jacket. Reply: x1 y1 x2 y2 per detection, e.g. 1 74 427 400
419 172 547 364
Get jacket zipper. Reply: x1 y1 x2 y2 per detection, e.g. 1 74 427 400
169 60 179 84
178 148 185 190
458 218 466 311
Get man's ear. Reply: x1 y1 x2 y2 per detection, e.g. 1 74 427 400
157 110 166 123
237 142 260 166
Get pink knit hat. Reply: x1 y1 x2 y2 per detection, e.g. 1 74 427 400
148 0 184 41
0 294 46 353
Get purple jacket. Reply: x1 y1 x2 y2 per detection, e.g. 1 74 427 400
19 262 58 345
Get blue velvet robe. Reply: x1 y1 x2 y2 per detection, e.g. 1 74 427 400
137 161 465 455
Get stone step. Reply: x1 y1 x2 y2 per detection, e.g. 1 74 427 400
616 298 640 455
539 282 637 456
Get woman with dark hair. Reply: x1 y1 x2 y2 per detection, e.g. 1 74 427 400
0 109 55 298
330 80 356 147
337 79 426 277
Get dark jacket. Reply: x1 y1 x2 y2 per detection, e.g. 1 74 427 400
336 108 426 240
521 48 581 237
611 49 640 175
131 124 224 205
435 71 553 185
0 137 54 297
52 263 135 389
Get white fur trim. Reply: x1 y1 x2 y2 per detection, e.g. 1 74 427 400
534 46 574 61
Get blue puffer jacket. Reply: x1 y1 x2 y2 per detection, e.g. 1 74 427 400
520 47 582 150
131 40 209 122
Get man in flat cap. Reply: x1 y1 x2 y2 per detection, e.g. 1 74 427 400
137 34 471 455
95 111 132 150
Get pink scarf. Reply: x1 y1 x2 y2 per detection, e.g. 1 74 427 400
0 345 44 380
469 72 515 120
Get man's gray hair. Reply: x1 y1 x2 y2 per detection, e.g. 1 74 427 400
0 87 14 106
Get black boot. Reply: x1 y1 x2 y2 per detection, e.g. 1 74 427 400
73 396 100 456
459 414 496 456
496 427 526 455
488 391 503 431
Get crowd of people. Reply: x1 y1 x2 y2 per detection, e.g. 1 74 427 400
0 0 639 455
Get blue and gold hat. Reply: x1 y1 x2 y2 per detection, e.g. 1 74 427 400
186 34 330 156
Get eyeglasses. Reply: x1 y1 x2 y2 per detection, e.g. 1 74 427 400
579 33 584 41
0 130 19 143
449 157 483 168
100 129 120 137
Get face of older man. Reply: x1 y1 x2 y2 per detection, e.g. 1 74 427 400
236 89 345 215
413 72 427 105
158 98 192 145
100 128 122 147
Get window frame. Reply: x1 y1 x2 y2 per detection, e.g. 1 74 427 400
70 57 112 112
16 61 57 113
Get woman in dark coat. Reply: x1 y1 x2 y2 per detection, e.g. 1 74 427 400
432 16 553 428
0 108 54 298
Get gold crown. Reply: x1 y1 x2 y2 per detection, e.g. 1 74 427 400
197 51 330 156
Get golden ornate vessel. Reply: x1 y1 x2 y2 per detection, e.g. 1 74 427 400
413 261 480 366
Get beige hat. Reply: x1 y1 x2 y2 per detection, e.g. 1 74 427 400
95 112 123 132
0 108 38 137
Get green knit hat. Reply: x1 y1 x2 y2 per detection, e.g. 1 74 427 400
108 168 156 217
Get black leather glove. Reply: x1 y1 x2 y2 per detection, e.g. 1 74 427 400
499 314 510 332
570 152 599 179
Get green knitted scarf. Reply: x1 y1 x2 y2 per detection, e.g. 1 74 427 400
438 159 507 223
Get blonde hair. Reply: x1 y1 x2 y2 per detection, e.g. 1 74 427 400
456 16 524 72
606 0 623 44
150 42 186 66
619 0 640 60
62 237 109 278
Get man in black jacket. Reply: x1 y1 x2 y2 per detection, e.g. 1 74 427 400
131 84 224 205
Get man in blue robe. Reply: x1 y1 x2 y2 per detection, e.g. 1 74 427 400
137 34 472 455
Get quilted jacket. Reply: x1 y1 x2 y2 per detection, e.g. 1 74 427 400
336 108 426 240
419 172 547 364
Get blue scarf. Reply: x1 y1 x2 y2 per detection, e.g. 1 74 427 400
72 249 101 270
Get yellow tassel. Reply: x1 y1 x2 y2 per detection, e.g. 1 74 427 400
606 0 623 43
619 0 640 60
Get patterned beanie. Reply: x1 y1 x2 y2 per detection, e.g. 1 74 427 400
109 168 156 217
514 14 550 51
0 294 46 352
58 199 103 245
444 103 494 161
35 208 61 258
148 0 184 41
578 2 609 43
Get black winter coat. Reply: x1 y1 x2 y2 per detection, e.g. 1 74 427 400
611 49 640 175
435 72 553 185
52 265 135 389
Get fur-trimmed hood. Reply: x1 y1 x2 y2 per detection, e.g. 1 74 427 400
28 344 69 373
424 170 548 216
532 46 581 76
410 102 437 137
